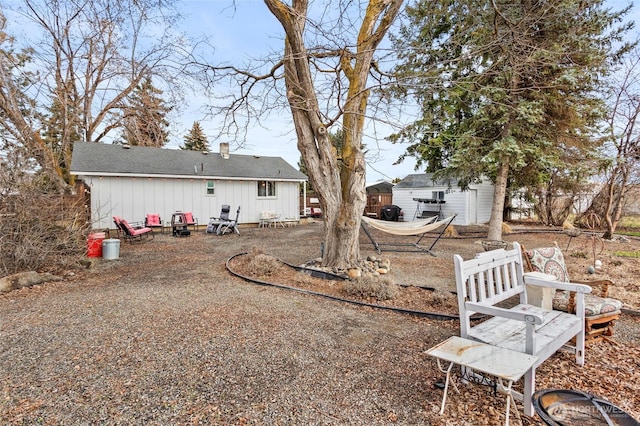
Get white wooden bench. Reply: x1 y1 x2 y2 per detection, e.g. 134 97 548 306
453 241 592 417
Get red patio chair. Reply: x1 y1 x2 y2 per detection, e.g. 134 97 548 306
183 212 198 230
113 216 154 243
144 213 164 233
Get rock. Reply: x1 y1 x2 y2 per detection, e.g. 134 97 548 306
0 271 62 293
587 265 596 274
376 268 388 275
0 277 11 293
347 268 362 279
79 258 97 269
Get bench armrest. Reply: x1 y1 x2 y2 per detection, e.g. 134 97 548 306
465 302 543 325
524 275 592 294
524 275 593 316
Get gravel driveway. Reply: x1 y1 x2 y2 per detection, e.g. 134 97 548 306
1 221 639 425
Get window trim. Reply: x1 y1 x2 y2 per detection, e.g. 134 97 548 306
206 180 215 196
257 180 277 198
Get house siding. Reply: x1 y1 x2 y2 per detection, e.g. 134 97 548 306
392 176 494 226
82 175 302 229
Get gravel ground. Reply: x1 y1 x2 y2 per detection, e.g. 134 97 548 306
1 221 639 425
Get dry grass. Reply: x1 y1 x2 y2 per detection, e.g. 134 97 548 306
1 223 639 425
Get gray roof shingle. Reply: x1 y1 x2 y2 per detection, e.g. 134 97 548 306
394 173 454 188
70 142 307 181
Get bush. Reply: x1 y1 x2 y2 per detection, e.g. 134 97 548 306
0 144 92 276
246 251 286 277
0 193 89 276
344 276 399 301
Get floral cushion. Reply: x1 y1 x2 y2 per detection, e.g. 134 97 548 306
526 246 622 315
553 290 623 316
526 247 570 282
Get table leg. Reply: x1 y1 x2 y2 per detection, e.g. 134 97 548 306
436 359 456 415
498 378 520 426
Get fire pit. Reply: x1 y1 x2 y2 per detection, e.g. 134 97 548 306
533 389 638 426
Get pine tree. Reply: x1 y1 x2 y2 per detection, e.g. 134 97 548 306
121 77 172 147
390 0 633 237
181 121 209 151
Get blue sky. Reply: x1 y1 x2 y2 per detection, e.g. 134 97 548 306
5 0 638 181
173 1 421 181
173 0 639 182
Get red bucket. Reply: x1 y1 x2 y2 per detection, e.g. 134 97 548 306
87 232 106 257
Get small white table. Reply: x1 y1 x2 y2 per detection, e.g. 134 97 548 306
426 336 539 426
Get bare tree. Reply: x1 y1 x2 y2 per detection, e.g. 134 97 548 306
0 12 68 192
202 0 402 270
7 0 188 185
585 47 640 238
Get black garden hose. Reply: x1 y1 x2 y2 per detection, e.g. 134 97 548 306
226 252 464 321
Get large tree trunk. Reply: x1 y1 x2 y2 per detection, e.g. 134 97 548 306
487 160 509 241
265 0 401 270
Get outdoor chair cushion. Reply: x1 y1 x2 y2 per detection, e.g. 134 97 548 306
553 290 623 316
525 246 622 315
145 214 162 227
184 212 197 225
121 218 152 235
526 246 570 282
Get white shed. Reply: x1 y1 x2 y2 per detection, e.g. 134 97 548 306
70 142 307 230
392 174 494 226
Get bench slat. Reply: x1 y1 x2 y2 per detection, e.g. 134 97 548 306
469 304 581 356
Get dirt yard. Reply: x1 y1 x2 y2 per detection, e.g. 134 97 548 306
1 220 639 425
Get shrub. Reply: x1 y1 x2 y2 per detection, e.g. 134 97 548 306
344 276 399 301
0 177 89 276
246 252 285 277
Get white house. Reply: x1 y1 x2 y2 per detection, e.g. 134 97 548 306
392 174 494 226
70 142 307 230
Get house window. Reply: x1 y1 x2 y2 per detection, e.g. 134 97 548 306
258 180 276 197
432 191 445 200
206 181 215 195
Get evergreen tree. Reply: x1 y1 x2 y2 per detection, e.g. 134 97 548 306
181 121 209 151
390 0 633 237
122 77 172 147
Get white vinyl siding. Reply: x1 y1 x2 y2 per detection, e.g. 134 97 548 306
392 178 494 226
82 176 302 229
